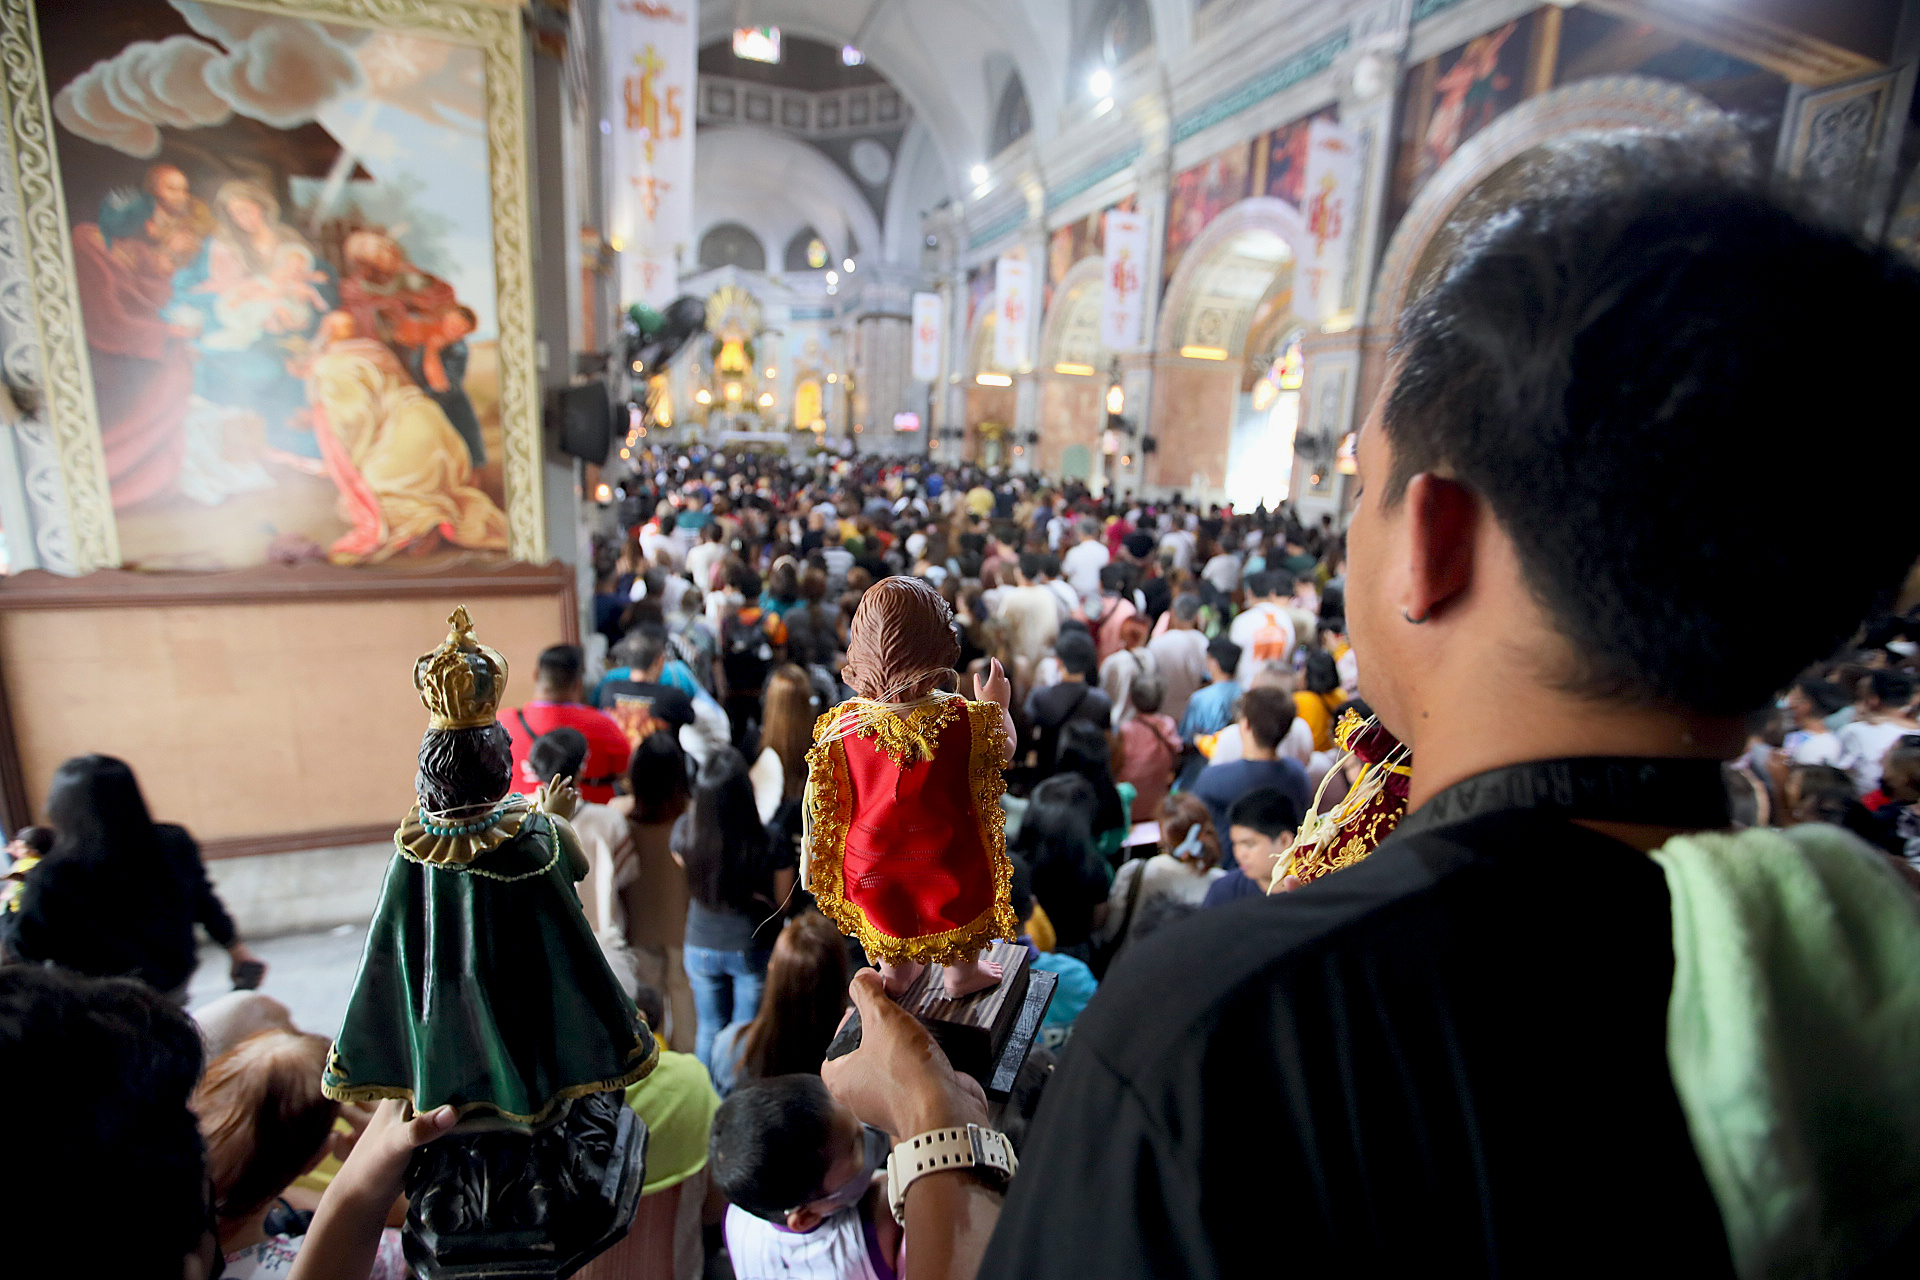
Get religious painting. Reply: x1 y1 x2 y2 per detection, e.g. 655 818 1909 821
1553 8 1790 155
1161 140 1252 291
1264 114 1320 209
1387 13 1539 232
11 0 539 573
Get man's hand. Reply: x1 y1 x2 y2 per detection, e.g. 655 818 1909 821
973 658 1012 713
823 970 988 1139
228 941 268 985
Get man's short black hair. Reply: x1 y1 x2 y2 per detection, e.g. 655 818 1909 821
537 643 585 688
1056 629 1098 677
1208 636 1242 674
1228 787 1302 839
528 726 589 785
1866 670 1915 708
1384 139 1920 715
1244 570 1276 600
1099 562 1130 593
1237 686 1295 751
1018 551 1045 582
622 621 670 674
710 1075 838 1220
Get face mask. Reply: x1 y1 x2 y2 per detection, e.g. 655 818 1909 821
809 1123 889 1216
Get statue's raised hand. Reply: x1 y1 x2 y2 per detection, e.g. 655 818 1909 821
973 657 1011 711
535 774 580 820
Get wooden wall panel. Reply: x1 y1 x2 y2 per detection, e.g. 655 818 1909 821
0 567 574 849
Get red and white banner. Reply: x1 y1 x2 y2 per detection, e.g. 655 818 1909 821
1298 118 1361 323
993 257 1032 371
608 0 696 307
1099 210 1148 351
910 290 943 382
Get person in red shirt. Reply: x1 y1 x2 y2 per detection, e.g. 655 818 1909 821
504 644 632 803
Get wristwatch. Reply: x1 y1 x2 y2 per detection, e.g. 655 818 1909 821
885 1124 1018 1224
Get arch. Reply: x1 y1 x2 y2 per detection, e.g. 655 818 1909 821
1038 255 1108 370
991 72 1032 155
694 126 886 267
968 307 1004 375
1156 196 1312 355
699 223 768 272
784 226 828 272
1370 76 1745 327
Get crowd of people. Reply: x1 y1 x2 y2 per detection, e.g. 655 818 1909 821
5 144 1920 1279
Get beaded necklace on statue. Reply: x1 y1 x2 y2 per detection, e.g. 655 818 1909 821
397 792 535 867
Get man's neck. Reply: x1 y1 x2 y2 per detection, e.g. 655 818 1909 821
1401 686 1746 811
534 688 575 705
1242 744 1276 762
1059 672 1086 684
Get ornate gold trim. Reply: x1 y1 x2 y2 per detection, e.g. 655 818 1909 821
322 1034 659 1125
0 0 545 572
803 699 1018 967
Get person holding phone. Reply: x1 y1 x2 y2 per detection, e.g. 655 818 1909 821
6 754 265 1000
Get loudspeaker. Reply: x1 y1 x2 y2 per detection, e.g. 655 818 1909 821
556 381 613 462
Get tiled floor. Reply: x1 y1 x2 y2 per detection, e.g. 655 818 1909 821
186 922 369 1039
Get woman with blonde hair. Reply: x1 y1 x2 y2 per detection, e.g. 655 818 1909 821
194 1028 405 1277
705 910 852 1096
748 664 815 825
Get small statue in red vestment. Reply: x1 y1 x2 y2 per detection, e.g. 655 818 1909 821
804 577 1019 999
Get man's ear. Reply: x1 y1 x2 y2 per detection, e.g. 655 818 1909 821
786 1206 822 1233
1401 473 1478 624
1275 831 1295 853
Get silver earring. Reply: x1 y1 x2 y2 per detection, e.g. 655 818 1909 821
1402 608 1429 625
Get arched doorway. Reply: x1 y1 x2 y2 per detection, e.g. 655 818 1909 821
966 308 1015 466
1371 76 1744 325
1036 256 1109 484
1153 197 1313 501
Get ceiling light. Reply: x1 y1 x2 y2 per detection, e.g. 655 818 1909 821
970 163 989 185
695 389 712 404
843 258 855 272
1180 345 1229 361
1054 362 1094 376
594 483 612 503
1089 68 1112 97
826 270 838 284
827 283 838 294
765 368 776 377
975 372 1012 386
827 373 838 383
758 392 774 407
1095 97 1114 116
1107 384 1125 414
841 44 864 66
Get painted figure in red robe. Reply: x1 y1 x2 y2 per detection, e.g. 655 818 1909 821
804 577 1018 998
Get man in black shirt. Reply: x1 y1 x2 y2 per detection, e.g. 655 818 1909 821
596 622 697 747
819 144 1920 1279
1022 629 1111 776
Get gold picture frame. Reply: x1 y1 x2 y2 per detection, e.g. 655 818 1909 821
0 0 544 572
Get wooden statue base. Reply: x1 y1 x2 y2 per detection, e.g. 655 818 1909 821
827 940 1057 1098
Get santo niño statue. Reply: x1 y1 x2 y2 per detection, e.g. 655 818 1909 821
323 607 651 1278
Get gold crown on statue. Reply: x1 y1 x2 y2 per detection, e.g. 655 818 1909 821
414 606 508 731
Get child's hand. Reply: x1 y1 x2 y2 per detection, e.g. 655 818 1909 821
974 657 1011 711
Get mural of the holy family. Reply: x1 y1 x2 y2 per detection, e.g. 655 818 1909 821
49 0 512 570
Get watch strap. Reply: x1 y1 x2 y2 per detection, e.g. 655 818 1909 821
885 1124 1017 1224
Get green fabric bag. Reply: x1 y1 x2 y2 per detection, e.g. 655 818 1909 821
324 813 654 1123
1652 825 1920 1279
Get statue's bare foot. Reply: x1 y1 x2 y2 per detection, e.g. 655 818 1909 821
877 959 926 998
941 956 1003 998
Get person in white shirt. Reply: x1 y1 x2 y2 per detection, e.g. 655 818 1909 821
820 530 854 594
1099 615 1158 727
996 552 1062 681
1226 569 1298 684
1783 677 1849 768
1201 536 1242 598
715 1076 901 1280
639 501 686 571
1036 554 1082 623
1145 593 1210 724
1835 670 1920 793
1061 517 1111 609
1158 521 1196 573
1206 662 1316 771
685 522 727 592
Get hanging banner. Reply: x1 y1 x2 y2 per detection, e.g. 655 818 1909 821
608 0 696 308
911 291 943 382
1099 210 1148 351
1298 117 1362 323
993 256 1032 371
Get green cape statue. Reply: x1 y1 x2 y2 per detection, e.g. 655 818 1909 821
323 607 655 1125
